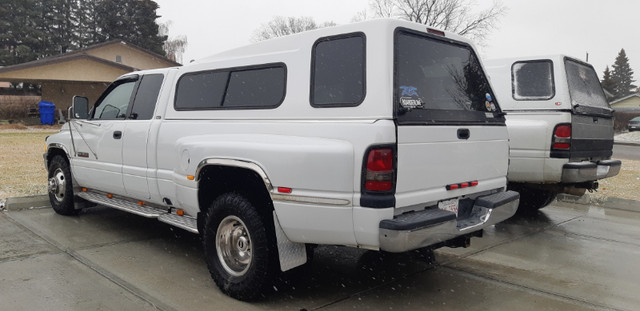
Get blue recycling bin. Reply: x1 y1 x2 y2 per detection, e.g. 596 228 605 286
38 101 56 125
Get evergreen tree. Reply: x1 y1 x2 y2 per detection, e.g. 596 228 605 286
95 0 167 55
0 0 43 66
600 66 615 95
76 0 102 48
611 48 637 99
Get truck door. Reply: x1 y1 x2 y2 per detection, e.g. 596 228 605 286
121 74 164 199
70 77 138 196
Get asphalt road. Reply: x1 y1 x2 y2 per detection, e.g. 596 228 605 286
1 200 639 311
613 143 640 160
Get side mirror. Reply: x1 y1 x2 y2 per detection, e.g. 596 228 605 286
72 96 89 119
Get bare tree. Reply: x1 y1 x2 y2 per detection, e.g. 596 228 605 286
370 0 506 42
252 16 336 42
159 21 188 64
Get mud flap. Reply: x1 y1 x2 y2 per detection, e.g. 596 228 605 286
273 212 307 272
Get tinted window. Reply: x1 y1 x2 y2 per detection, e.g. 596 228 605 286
394 29 502 125
175 64 285 110
131 74 164 120
93 81 136 120
311 33 365 107
565 59 609 109
512 61 555 100
224 67 286 108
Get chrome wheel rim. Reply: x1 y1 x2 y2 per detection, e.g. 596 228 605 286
48 168 66 202
216 215 252 276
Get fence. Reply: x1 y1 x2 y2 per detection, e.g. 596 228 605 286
0 95 42 120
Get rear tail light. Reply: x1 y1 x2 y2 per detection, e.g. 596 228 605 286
364 148 395 192
552 124 571 150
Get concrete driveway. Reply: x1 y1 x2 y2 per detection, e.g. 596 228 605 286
1 198 639 311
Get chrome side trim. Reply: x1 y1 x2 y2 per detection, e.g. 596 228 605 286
271 193 351 206
195 158 273 191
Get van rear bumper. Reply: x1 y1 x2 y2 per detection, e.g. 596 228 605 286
378 191 519 253
561 160 621 183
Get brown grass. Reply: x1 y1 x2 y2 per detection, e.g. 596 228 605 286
591 159 640 201
0 129 59 200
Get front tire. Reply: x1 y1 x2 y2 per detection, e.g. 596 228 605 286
202 193 279 301
47 155 78 215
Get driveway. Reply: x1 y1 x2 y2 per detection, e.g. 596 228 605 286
1 199 638 310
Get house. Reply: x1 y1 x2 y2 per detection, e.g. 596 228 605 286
0 40 180 116
610 93 640 110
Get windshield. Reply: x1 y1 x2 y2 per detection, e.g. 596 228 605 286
394 29 503 125
565 59 610 110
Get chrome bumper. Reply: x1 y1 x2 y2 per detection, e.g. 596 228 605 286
561 160 621 183
379 191 519 253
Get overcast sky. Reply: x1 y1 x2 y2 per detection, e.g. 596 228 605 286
155 0 639 80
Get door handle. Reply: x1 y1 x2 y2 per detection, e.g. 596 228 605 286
113 131 122 139
457 128 470 140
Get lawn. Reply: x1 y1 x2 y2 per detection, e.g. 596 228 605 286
0 127 59 200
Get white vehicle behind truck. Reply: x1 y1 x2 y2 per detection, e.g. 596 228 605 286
485 56 621 213
45 19 519 300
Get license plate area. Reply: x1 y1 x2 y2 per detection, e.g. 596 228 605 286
438 198 459 217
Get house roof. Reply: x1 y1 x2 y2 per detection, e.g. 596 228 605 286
610 93 640 106
0 40 180 83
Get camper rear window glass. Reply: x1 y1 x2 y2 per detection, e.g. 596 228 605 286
311 33 365 107
394 29 503 125
175 64 286 110
565 59 609 109
512 60 555 100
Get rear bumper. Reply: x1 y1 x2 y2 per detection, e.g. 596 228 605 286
378 191 519 253
561 160 621 183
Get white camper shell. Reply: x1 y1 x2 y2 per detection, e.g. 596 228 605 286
485 55 621 213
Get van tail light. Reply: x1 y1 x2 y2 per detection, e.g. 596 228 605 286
552 124 571 150
364 148 395 192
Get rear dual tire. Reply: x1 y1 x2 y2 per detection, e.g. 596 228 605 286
509 184 557 215
202 192 279 301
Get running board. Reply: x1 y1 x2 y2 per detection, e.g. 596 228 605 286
77 191 168 217
76 190 199 233
158 214 198 234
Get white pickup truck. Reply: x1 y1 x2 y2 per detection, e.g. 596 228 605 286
45 19 519 300
485 56 621 213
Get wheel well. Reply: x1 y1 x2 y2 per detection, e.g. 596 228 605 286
197 165 274 232
47 148 69 167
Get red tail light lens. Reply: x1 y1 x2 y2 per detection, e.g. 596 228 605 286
365 148 394 192
552 124 571 150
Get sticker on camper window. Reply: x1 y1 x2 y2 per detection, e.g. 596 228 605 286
485 93 493 102
399 86 425 110
400 86 419 97
400 97 425 109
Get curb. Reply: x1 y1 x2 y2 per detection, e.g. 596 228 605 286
557 193 640 213
3 195 50 211
614 141 640 147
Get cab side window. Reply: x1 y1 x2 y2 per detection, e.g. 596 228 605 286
130 74 164 120
93 81 136 120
